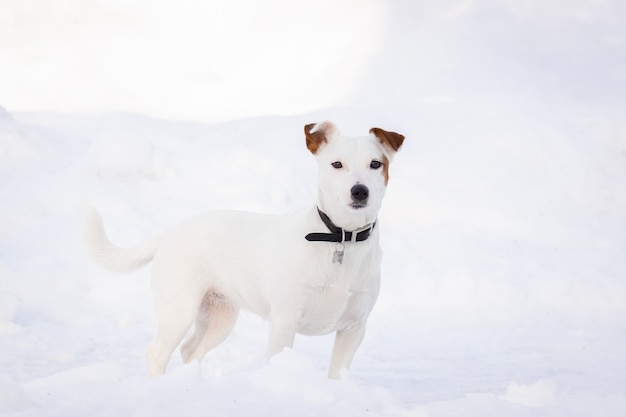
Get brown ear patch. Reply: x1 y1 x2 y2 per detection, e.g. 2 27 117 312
382 154 390 185
304 121 336 154
370 127 405 152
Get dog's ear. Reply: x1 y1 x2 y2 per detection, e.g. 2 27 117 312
304 121 337 155
370 128 405 153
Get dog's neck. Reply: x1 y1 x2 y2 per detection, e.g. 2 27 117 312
305 207 376 244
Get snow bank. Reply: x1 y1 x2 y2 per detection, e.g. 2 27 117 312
501 380 557 408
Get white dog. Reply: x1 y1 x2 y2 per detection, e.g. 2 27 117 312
84 121 404 378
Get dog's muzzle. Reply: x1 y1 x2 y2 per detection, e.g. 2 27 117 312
350 184 369 208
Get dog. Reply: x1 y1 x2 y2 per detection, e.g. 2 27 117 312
84 121 404 378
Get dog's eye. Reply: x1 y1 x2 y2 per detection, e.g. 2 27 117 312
331 161 343 169
370 160 382 169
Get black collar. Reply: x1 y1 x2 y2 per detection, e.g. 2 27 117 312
305 208 376 243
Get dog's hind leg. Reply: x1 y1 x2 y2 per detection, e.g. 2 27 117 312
146 282 206 376
180 292 239 364
147 323 194 376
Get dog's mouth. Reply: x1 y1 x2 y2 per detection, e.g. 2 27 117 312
350 201 368 209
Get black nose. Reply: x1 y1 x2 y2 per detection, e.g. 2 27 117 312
351 184 369 203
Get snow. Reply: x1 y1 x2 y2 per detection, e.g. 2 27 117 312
2 1 626 416
0 0 388 122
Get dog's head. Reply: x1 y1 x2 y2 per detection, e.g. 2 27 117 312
304 121 404 231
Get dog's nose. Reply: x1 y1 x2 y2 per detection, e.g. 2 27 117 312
351 184 369 203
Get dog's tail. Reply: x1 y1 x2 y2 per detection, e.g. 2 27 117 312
83 205 161 273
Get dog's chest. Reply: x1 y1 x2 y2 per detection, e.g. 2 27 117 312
298 259 376 335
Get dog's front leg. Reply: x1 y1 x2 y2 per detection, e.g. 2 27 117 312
328 321 366 379
266 313 298 358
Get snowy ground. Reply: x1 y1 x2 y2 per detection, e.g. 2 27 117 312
2 101 625 416
2 1 626 416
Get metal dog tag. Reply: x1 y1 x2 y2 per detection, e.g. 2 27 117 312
333 243 345 264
